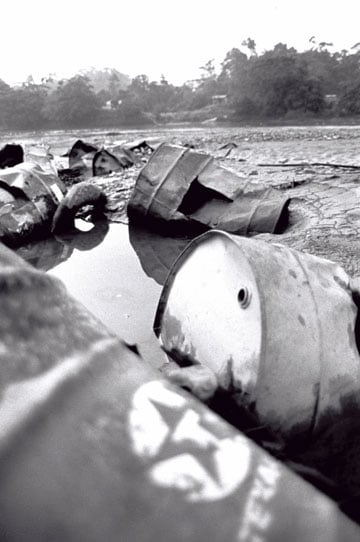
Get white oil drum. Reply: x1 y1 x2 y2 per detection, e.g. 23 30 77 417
155 231 360 439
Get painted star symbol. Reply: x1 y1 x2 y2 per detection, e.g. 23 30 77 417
149 398 224 484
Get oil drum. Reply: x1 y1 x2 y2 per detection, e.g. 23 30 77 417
155 231 360 439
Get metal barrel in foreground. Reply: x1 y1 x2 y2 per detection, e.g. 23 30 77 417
0 242 358 541
155 230 360 440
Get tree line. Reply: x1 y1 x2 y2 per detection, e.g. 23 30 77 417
2 39 360 130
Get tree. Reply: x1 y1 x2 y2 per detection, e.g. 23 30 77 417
241 38 257 56
199 59 216 79
0 80 13 128
43 76 101 127
185 59 220 109
300 48 338 94
253 52 325 116
24 74 35 87
0 79 48 129
9 85 48 129
108 71 120 101
332 51 360 96
338 77 360 115
218 47 249 98
227 45 325 118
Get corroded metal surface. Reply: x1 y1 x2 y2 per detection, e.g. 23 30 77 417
128 143 290 235
0 162 65 208
0 163 66 247
155 231 360 439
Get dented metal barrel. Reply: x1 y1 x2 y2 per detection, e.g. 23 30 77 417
0 162 65 207
0 162 66 247
128 143 290 235
155 231 360 439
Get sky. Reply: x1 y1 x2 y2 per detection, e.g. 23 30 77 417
3 0 360 86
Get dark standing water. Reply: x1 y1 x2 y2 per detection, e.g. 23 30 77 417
44 222 168 368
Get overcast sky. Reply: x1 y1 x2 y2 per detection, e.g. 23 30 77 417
3 0 360 85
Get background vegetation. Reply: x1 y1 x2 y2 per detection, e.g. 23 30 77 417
2 38 360 130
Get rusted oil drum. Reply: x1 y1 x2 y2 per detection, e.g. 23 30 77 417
0 163 66 247
155 231 360 439
128 143 290 236
0 162 65 209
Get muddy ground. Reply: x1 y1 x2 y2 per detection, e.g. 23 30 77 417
92 124 360 277
8 124 358 275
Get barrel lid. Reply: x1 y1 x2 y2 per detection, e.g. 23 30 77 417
155 230 263 400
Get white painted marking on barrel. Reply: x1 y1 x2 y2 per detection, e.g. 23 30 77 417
129 381 251 502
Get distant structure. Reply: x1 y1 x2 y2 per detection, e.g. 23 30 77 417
102 99 122 111
325 94 338 106
211 94 227 105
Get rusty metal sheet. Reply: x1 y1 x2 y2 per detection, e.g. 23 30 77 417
0 200 47 247
0 163 67 247
92 148 136 176
189 188 290 234
197 158 248 199
0 242 358 541
0 162 66 209
68 139 98 168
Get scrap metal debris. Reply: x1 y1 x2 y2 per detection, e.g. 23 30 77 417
59 138 157 183
0 137 155 245
128 143 291 235
0 138 293 246
0 162 107 246
0 162 65 246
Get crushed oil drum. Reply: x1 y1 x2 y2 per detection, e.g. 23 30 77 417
0 162 67 247
128 143 290 235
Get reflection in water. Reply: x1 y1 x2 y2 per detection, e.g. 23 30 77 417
128 223 193 285
16 235 74 272
18 222 172 368
16 220 109 270
54 220 110 252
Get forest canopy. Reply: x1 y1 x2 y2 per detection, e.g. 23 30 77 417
2 40 360 130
